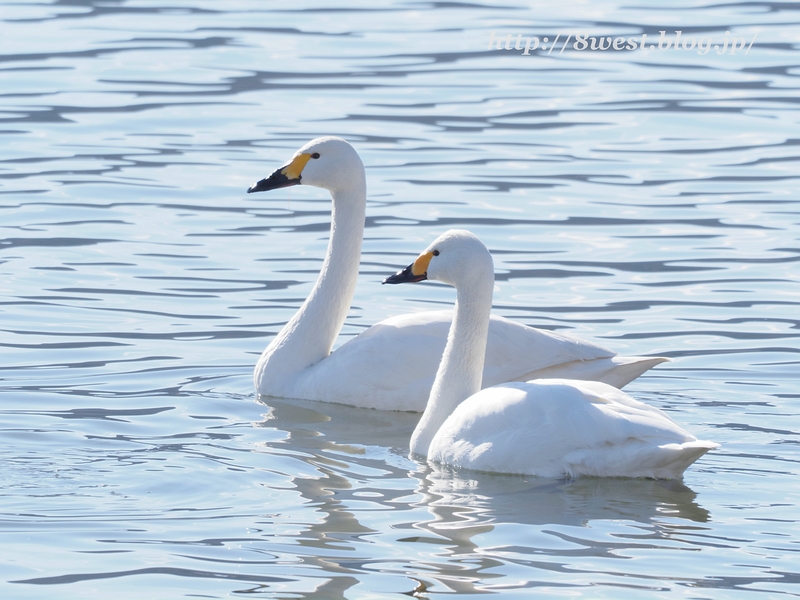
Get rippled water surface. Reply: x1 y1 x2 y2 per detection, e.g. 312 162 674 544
1 0 798 598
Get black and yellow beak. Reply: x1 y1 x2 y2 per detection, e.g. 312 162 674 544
247 152 313 193
382 251 435 285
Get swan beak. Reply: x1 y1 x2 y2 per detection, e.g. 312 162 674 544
382 263 427 285
247 152 312 193
382 251 433 285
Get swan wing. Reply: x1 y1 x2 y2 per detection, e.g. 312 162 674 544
429 379 717 478
291 311 450 411
294 311 639 411
481 317 670 389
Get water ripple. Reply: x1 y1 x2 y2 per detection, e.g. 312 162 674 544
0 0 798 597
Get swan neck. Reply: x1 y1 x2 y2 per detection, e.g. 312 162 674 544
410 275 493 457
256 183 366 384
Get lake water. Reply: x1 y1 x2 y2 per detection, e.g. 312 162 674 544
0 0 798 598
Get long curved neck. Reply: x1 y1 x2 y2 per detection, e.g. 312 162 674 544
410 274 493 457
258 183 366 378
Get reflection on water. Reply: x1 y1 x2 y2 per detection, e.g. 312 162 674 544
1 0 799 597
250 397 717 597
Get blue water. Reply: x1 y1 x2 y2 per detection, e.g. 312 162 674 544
0 1 798 598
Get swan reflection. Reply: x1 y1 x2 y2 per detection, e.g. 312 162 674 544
252 395 712 596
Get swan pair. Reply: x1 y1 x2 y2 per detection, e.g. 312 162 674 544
247 137 667 412
383 230 718 479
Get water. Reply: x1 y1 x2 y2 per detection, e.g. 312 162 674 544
0 0 798 597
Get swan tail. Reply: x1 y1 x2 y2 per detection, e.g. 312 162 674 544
563 439 719 479
515 356 671 389
650 440 719 479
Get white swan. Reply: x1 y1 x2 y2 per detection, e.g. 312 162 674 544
383 229 717 478
247 137 668 412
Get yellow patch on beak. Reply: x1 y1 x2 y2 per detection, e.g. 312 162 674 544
412 251 434 276
281 152 313 181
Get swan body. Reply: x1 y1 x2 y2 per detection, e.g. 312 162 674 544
274 310 663 412
429 379 717 478
383 229 717 478
248 137 667 412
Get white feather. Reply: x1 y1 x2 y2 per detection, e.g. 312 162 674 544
251 138 667 411
406 230 718 479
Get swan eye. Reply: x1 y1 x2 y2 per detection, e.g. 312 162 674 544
432 250 439 256
311 152 320 159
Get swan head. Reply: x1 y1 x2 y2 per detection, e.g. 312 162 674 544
383 229 494 289
247 136 365 194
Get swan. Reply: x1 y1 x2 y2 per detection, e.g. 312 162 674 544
247 136 668 412
383 229 717 478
